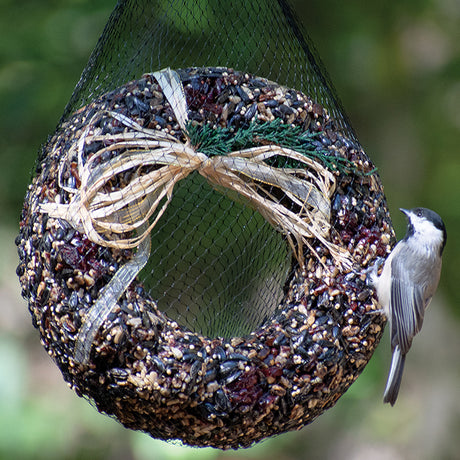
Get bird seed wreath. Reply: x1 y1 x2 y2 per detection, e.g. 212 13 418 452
17 67 393 449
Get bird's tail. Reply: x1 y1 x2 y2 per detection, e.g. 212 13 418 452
383 346 406 406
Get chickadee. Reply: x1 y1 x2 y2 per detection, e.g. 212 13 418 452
372 207 446 406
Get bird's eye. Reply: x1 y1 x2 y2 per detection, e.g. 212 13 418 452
417 210 423 217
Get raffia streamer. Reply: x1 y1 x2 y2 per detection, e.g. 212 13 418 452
74 223 151 364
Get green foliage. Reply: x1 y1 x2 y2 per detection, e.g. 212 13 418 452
187 119 361 174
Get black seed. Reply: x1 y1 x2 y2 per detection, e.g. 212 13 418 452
319 348 336 365
296 346 310 360
204 368 217 383
224 370 242 384
198 347 208 360
83 292 92 306
291 330 307 348
183 352 199 363
357 289 372 302
125 95 150 115
228 113 242 128
278 104 294 115
154 115 167 127
17 245 26 261
197 402 220 420
213 346 226 362
308 343 322 355
214 389 230 412
55 227 67 241
345 272 356 282
216 89 230 105
120 303 133 314
315 316 328 326
244 103 258 120
317 292 329 309
274 333 287 346
227 353 249 362
40 284 50 304
219 360 239 376
163 357 176 368
264 99 278 108
234 101 244 114
189 360 201 384
152 356 165 373
249 78 266 88
236 86 250 103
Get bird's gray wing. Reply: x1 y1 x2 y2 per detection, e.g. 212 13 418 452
390 257 425 355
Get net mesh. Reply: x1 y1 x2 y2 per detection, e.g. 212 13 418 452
64 0 354 136
142 174 291 338
58 0 357 339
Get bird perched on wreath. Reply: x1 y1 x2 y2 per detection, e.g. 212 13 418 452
371 207 446 405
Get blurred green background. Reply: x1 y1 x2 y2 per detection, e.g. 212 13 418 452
1 0 459 459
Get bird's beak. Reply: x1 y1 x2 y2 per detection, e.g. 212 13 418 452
399 208 409 217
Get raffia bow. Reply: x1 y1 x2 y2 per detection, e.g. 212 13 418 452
41 68 352 269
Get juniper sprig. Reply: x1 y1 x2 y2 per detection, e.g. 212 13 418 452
187 119 359 175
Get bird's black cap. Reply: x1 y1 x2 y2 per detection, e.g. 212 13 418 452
400 207 447 253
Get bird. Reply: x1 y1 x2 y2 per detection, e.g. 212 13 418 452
372 207 446 405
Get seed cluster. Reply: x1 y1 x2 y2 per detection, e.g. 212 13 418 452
17 67 393 449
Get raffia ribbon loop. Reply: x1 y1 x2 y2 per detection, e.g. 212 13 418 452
40 68 351 269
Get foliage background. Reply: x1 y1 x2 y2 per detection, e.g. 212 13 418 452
0 0 459 458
